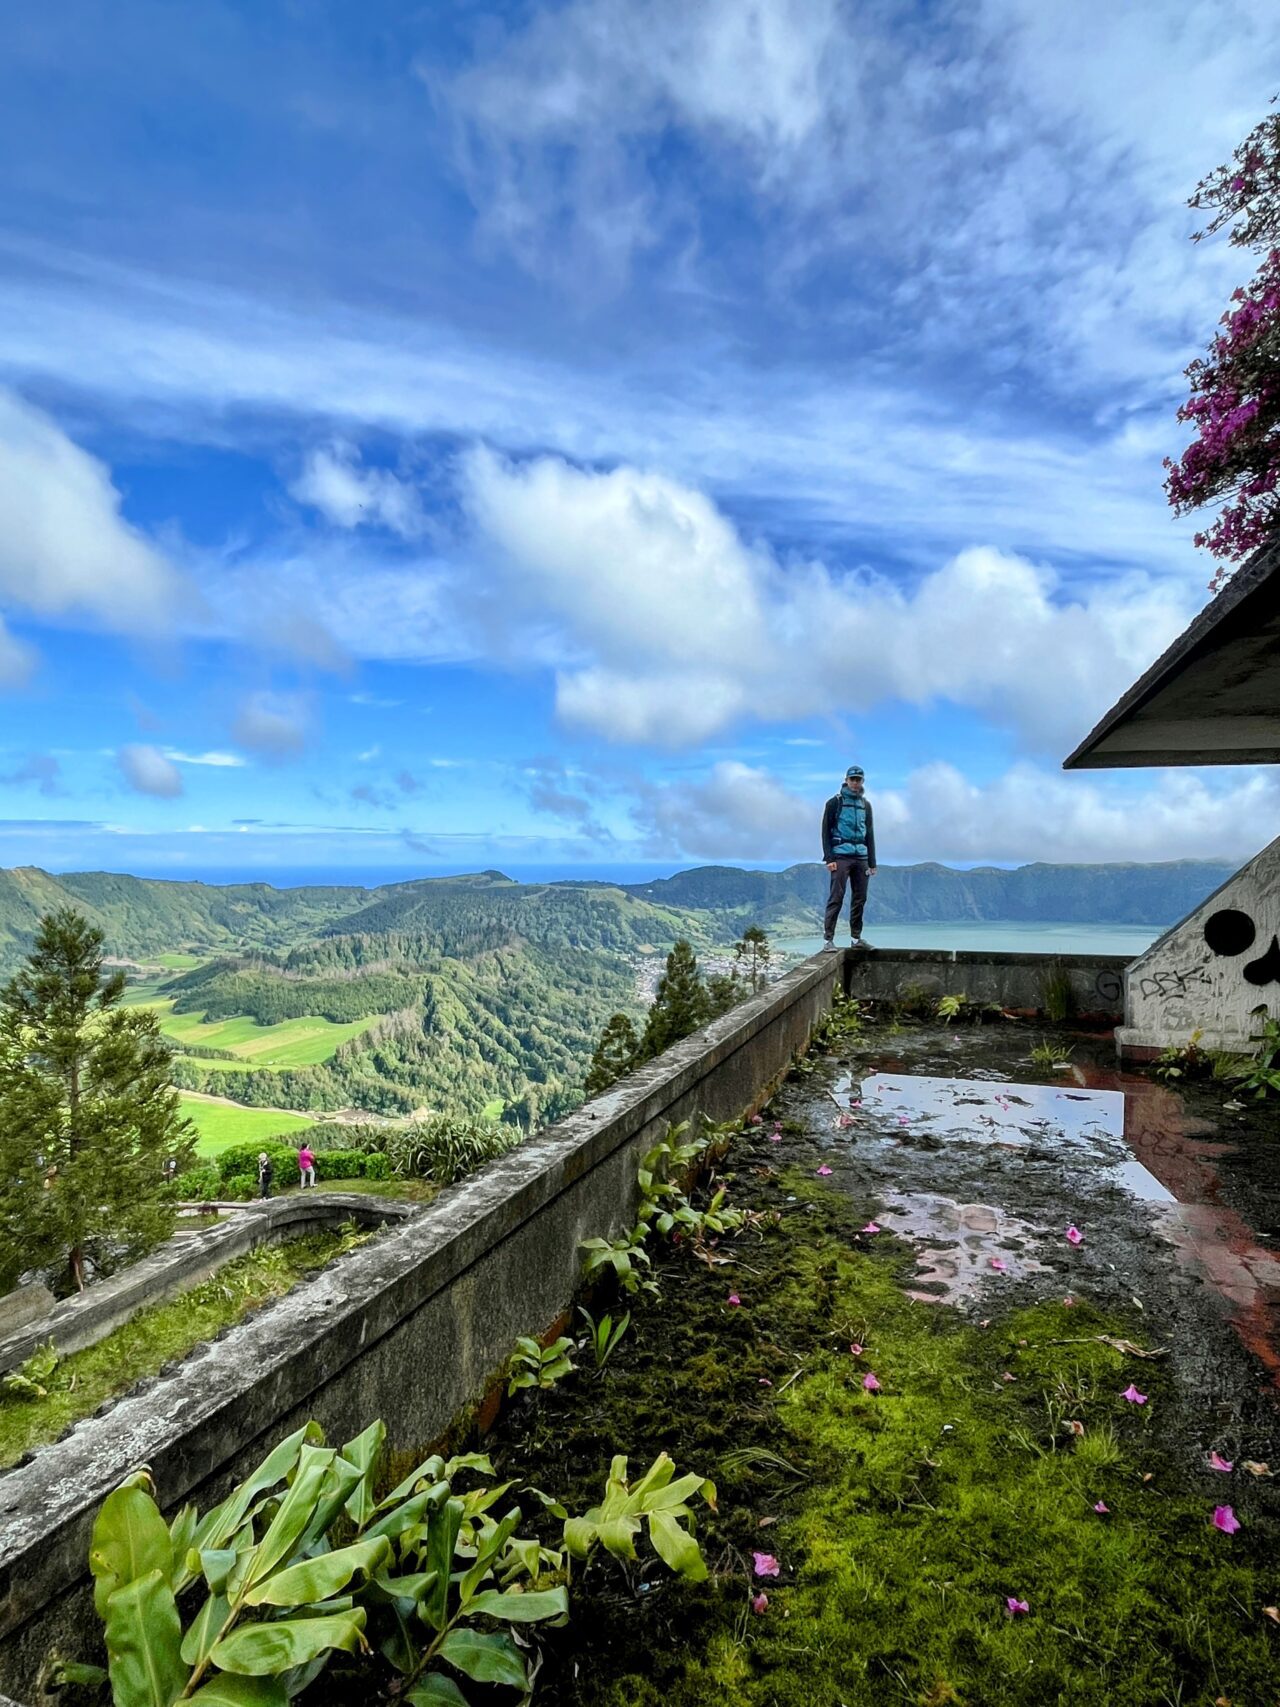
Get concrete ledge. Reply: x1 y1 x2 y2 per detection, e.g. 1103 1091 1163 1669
0 951 842 1702
845 948 1130 1017
0 1195 417 1378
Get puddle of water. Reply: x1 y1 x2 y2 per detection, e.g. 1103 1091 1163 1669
873 1193 1051 1304
839 1070 1126 1151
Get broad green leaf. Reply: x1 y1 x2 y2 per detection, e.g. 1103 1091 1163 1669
90 1487 173 1622
369 1568 438 1604
522 1486 568 1519
210 1609 367 1675
561 1516 596 1560
406 1675 471 1706
641 1472 714 1512
102 1569 190 1707
648 1511 706 1581
199 1548 240 1594
245 1536 392 1607
185 1676 288 1706
50 1661 108 1687
366 1480 450 1545
436 1628 527 1689
421 1497 465 1633
378 1454 445 1511
597 1516 639 1560
457 1509 522 1604
180 1592 230 1668
298 1453 365 1553
341 1420 386 1531
247 1445 336 1586
443 1451 494 1480
467 1585 569 1624
195 1425 321 1555
168 1505 200 1592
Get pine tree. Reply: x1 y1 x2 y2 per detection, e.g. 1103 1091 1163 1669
641 940 711 1060
705 971 743 1018
0 908 194 1292
584 1013 641 1097
732 925 773 994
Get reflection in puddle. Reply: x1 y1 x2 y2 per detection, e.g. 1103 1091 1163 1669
874 1193 1050 1304
832 1070 1173 1204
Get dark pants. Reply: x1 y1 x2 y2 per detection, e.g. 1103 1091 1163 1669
824 856 869 940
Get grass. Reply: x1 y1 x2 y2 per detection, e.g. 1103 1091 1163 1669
152 952 205 970
481 1097 506 1120
0 1227 366 1469
178 1093 316 1157
139 998 374 1066
483 1163 1280 1707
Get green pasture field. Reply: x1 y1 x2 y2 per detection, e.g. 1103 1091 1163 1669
153 951 205 970
137 997 373 1066
178 1094 316 1157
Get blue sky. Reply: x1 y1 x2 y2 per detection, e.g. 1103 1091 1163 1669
2 0 1279 880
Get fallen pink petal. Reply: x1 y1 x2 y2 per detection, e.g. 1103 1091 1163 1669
727 1294 742 1307
849 1342 864 1356
1213 1505 1241 1534
1094 1501 1109 1514
990 1257 1008 1272
862 1222 881 1234
1210 1451 1234 1473
816 1165 833 1176
1066 1225 1084 1245
1002 1372 1017 1383
863 1372 881 1392
751 1592 769 1614
753 1552 781 1577
1122 1384 1148 1405
1063 1296 1076 1307
758 1377 773 1386
769 1134 783 1143
1005 1597 1029 1616
749 1115 763 1125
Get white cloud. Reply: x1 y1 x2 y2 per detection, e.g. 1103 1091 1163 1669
117 744 183 799
290 441 425 537
631 759 1280 866
461 450 1195 749
231 692 309 761
0 617 34 689
164 749 247 767
0 386 185 635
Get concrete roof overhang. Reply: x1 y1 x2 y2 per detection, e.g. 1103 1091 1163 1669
1064 536 1280 769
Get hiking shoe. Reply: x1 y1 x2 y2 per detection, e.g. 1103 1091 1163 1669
851 937 873 950
822 938 838 953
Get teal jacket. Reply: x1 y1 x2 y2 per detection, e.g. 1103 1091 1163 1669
822 788 876 863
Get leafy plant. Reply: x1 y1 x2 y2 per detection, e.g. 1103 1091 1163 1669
1039 964 1074 1023
506 1335 576 1397
1154 1029 1209 1082
937 994 965 1024
577 1306 631 1369
580 1231 658 1297
1 1341 59 1402
1030 1039 1075 1068
1235 1008 1280 1100
563 1452 716 1582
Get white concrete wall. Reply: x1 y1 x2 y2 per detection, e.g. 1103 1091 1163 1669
1120 834 1280 1055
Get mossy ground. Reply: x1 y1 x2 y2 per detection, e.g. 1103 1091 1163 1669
0 1226 367 1469
482 1152 1280 1707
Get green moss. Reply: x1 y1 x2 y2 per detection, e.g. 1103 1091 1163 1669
0 1226 367 1468
484 1165 1280 1706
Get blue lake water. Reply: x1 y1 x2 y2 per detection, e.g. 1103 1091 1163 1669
774 921 1159 957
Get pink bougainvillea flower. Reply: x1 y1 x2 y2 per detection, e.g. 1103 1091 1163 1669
751 1591 769 1614
816 1165 833 1176
862 1372 881 1392
849 1098 862 1107
862 1221 881 1234
753 1552 781 1577
769 1134 783 1143
1005 1597 1029 1616
1122 1384 1148 1405
1094 1501 1109 1515
990 1257 1008 1272
1210 1451 1234 1473
1063 1296 1076 1307
897 1115 910 1125
849 1342 864 1356
727 1293 742 1307
758 1377 773 1386
1066 1226 1084 1246
1213 1505 1241 1534
749 1114 763 1125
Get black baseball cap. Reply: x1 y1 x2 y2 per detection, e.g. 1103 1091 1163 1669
845 765 865 780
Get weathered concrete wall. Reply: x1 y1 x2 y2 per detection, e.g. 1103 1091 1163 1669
1119 835 1280 1059
0 1289 54 1345
0 1195 416 1377
846 948 1128 1018
0 953 842 1703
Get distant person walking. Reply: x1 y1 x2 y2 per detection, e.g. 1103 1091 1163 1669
257 1151 274 1200
821 765 877 951
297 1143 316 1190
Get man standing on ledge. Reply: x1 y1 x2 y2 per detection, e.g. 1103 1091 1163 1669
822 765 876 951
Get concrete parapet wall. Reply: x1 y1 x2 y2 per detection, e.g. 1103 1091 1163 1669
845 948 1129 1018
0 952 843 1703
0 1195 416 1378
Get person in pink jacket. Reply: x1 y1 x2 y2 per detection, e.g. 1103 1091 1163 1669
297 1143 316 1189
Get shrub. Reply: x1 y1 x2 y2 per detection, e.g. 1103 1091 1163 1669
347 1113 521 1185
170 1164 221 1201
222 1172 257 1201
212 1144 387 1192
